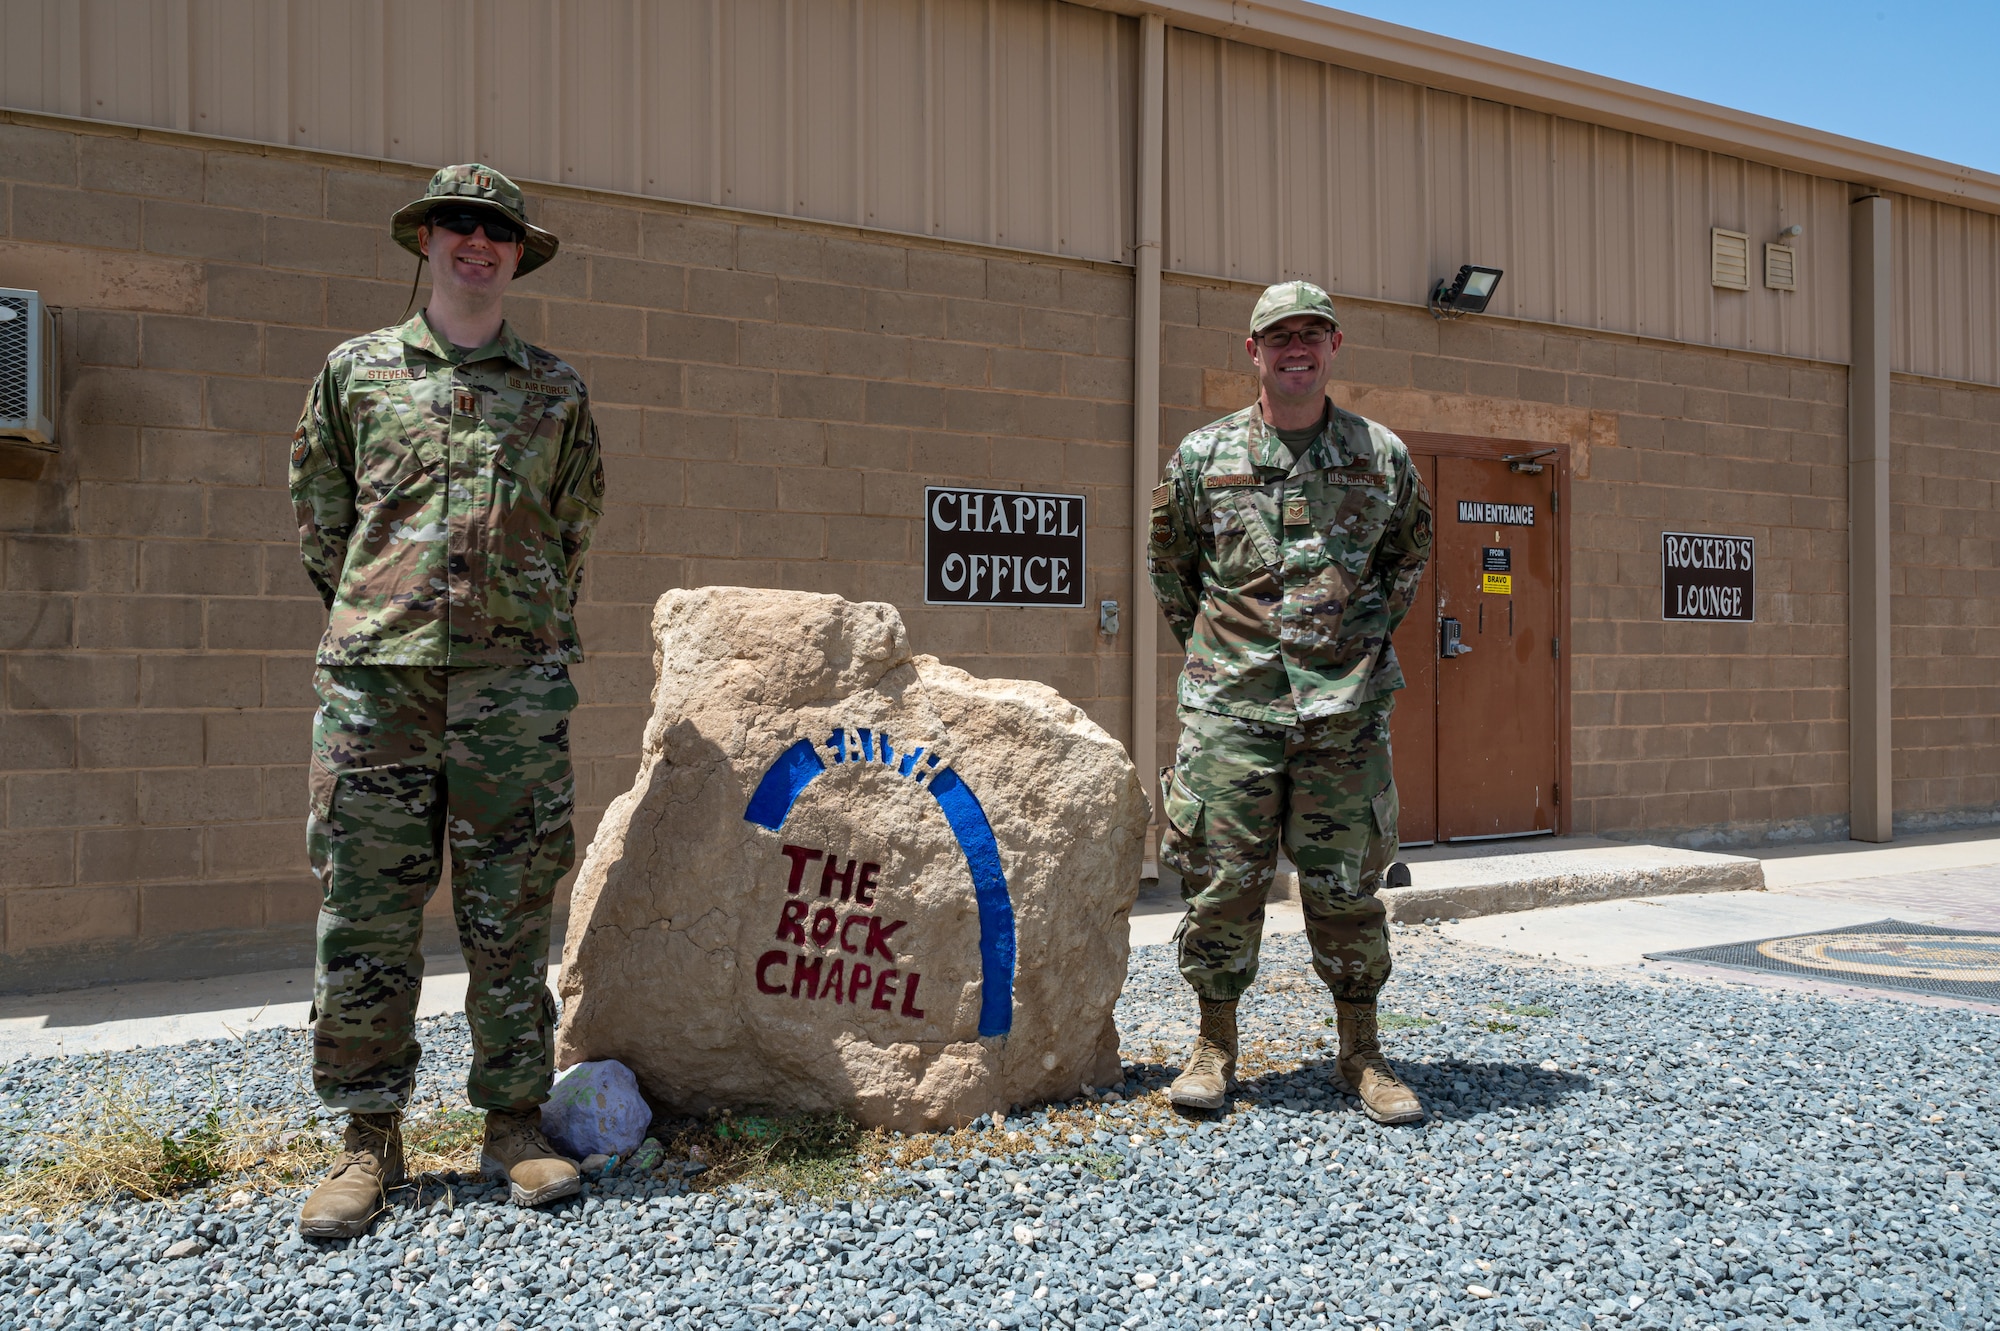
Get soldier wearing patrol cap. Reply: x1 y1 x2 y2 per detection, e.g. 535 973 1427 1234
1147 280 1433 1124
289 164 605 1236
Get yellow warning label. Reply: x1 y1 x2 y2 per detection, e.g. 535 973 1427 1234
1483 572 1513 595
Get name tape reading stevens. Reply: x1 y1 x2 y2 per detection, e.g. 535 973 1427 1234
925 487 1086 608
1662 531 1755 622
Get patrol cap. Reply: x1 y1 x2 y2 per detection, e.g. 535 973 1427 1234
391 163 560 277
1249 280 1340 335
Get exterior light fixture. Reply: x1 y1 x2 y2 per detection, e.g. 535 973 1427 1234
1429 264 1504 320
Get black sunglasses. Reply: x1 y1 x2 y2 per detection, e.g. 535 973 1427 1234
428 206 525 246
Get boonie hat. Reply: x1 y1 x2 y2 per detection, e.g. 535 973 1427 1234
390 163 560 277
1250 280 1340 335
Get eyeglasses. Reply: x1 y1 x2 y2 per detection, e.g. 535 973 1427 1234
428 207 525 246
1252 324 1336 349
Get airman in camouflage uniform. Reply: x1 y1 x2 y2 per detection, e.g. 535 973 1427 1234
1148 281 1432 1123
291 165 605 1237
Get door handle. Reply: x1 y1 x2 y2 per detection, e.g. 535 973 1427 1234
1440 617 1473 659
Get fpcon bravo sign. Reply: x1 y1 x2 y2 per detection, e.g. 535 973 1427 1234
924 486 1085 607
1662 531 1754 622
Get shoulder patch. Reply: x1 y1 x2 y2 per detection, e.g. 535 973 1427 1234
1204 473 1261 489
1151 483 1171 509
508 374 571 396
358 367 421 382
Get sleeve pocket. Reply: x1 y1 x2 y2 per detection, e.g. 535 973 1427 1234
1163 767 1205 838
533 771 576 838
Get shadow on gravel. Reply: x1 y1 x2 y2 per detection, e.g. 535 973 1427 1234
1234 1058 1593 1121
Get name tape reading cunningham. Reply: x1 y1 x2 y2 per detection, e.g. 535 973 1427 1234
925 486 1086 608
1662 531 1754 622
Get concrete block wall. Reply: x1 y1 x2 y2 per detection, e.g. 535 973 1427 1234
1888 377 2000 828
0 117 1135 988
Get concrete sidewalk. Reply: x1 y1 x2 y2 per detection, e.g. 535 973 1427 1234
5 826 1997 1063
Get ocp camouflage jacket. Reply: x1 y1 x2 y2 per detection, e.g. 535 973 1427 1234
1148 402 1432 724
290 313 605 666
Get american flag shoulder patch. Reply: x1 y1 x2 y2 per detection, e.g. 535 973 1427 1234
1151 483 1171 509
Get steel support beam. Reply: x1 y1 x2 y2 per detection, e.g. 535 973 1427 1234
1130 13 1166 828
1848 193 1893 843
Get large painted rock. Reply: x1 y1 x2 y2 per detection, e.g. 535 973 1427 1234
555 587 1149 1130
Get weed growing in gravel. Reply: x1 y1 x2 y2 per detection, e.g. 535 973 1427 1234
652 1110 866 1200
1492 1001 1556 1018
0 1069 256 1214
0 1063 500 1217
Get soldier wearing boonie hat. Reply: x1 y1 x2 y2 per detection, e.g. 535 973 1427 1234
1146 279 1434 1124
290 164 605 1238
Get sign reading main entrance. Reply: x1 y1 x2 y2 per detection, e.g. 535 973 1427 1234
1662 531 1754 622
1457 500 1536 526
925 486 1086 607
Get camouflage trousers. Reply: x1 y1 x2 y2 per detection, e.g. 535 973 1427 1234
1160 698 1398 1004
308 664 577 1115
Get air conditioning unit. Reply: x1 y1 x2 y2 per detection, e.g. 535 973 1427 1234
0 287 59 448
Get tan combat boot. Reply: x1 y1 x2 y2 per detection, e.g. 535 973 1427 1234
1167 997 1239 1111
298 1112 404 1238
1335 1000 1424 1125
480 1109 582 1207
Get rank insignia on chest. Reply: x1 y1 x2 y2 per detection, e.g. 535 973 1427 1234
1283 497 1311 527
452 388 479 418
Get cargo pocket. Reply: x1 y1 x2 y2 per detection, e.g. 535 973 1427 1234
1163 767 1205 838
312 763 442 908
1369 784 1399 841
1360 783 1400 896
532 770 575 838
308 759 337 821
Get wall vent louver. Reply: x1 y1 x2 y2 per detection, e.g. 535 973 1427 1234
1764 242 1798 291
1710 229 1751 290
0 288 58 448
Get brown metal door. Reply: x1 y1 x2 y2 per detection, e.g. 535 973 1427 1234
1388 455 1438 845
1434 455 1560 840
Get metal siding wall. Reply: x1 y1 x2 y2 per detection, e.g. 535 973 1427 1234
0 0 1133 263
1163 29 1867 372
1892 193 2000 385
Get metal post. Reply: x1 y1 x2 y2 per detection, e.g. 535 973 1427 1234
1848 193 1892 843
1131 13 1166 823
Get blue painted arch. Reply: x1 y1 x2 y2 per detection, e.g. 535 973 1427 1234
743 737 1015 1038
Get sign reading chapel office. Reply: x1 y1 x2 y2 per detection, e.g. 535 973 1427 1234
1662 530 1755 622
925 487 1086 607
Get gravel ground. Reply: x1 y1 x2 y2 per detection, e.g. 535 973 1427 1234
1 926 1995 1330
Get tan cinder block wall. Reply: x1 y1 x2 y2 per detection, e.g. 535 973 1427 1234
0 116 1134 989
1157 274 1859 847
1889 377 2000 828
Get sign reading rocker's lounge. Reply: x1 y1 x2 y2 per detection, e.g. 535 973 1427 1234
925 486 1086 607
1662 531 1755 622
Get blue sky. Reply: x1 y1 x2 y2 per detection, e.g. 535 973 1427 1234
1320 2 2000 175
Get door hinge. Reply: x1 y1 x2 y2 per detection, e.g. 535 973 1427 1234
1553 781 1562 806
1552 635 1561 659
